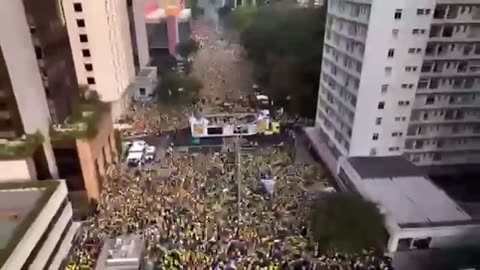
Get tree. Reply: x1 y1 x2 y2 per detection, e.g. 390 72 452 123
157 72 203 104
227 6 255 31
177 39 200 59
218 6 233 19
310 193 386 253
239 5 327 118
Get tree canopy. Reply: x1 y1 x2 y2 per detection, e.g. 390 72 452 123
177 38 200 59
227 6 255 32
310 193 386 253
157 72 203 104
238 5 327 118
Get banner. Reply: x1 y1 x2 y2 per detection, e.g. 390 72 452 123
261 178 275 195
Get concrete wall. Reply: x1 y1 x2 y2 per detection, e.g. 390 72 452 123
0 0 59 177
76 110 117 201
2 181 70 270
63 0 136 119
30 203 73 269
132 0 151 67
0 159 37 182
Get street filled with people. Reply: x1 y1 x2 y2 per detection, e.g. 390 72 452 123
65 145 393 270
64 17 393 270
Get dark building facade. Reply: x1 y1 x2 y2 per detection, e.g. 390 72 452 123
22 0 79 124
0 47 24 138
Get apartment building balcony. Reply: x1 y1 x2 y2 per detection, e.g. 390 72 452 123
429 24 480 42
330 22 368 44
409 150 480 166
323 54 362 79
317 100 353 140
416 78 480 94
320 80 357 113
405 138 480 153
328 4 370 25
50 96 109 141
321 63 360 96
324 34 365 61
410 109 480 124
406 123 480 139
0 131 44 160
413 94 480 109
424 44 480 60
433 5 480 24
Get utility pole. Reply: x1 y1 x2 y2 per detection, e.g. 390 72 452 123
236 135 241 223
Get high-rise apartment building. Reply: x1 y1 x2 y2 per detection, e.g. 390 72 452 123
62 0 136 120
0 0 119 202
312 0 480 174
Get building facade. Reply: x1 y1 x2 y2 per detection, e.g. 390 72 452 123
62 0 136 120
315 0 480 173
0 0 119 201
0 181 79 270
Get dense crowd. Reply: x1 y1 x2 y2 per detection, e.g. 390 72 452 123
65 147 393 270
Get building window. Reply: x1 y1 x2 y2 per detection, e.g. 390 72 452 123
385 67 392 75
381 84 388 93
73 3 82 12
84 63 93 71
372 133 379 140
425 9 431 15
79 34 88 43
139 88 146 95
387 49 395 58
376 117 382 125
392 29 399 37
34 46 43 59
417 9 424 15
76 19 85 27
425 96 435 104
87 77 95 85
408 48 416 54
388 147 400 151
82 49 90 57
405 66 417 72
378 101 385 109
392 132 403 137
394 9 402 19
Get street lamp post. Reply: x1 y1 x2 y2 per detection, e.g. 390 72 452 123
236 134 242 223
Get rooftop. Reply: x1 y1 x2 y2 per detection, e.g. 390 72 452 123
359 175 473 228
0 181 59 267
344 157 476 228
348 156 425 179
96 235 145 270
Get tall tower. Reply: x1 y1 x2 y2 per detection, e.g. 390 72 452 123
0 0 120 201
312 0 480 174
62 0 136 120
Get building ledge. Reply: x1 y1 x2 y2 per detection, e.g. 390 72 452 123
0 181 60 268
50 97 109 141
0 131 44 160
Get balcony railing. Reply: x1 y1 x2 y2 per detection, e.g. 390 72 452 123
0 131 44 159
50 96 109 141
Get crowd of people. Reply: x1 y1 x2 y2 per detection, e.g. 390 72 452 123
64 146 393 270
63 17 395 270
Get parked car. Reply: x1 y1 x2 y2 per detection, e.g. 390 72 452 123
145 146 156 162
126 152 144 167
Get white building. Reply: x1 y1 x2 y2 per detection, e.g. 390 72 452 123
0 180 80 270
337 156 480 253
311 0 480 174
62 0 136 120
